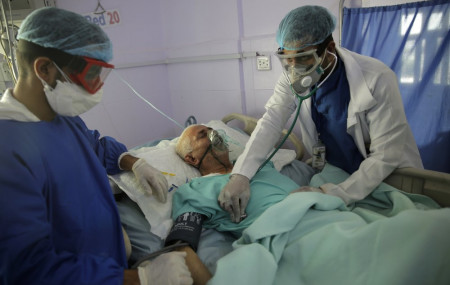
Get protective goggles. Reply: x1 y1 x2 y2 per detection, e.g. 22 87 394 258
68 57 114 94
275 48 321 76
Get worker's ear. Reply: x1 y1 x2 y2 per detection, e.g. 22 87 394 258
33 57 57 84
326 40 336 53
184 153 198 167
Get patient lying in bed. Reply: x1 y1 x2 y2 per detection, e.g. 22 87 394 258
166 124 450 285
164 124 304 283
111 120 314 267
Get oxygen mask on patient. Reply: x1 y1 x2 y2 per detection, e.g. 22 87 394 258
196 129 230 171
207 129 228 152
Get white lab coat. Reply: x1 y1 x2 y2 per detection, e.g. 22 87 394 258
233 46 423 205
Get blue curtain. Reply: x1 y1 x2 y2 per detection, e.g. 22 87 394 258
342 0 449 173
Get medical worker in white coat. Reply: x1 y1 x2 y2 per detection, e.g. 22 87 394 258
218 5 423 222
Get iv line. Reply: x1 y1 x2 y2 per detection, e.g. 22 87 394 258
112 70 185 130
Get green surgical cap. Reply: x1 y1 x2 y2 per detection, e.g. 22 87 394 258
276 5 336 51
18 7 113 62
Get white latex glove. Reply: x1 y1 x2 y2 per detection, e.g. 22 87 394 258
218 174 250 223
290 186 324 194
132 158 168 203
138 251 193 285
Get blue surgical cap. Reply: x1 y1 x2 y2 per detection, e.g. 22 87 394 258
18 7 113 62
276 6 336 51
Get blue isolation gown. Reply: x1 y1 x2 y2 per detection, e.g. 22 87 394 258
0 115 128 284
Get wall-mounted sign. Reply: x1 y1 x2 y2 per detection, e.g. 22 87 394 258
84 9 121 28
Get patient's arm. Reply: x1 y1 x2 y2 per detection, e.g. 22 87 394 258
123 269 140 285
176 246 212 285
165 212 211 284
118 153 139 171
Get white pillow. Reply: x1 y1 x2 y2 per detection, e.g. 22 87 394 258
109 120 296 239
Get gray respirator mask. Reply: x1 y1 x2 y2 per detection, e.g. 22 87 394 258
276 48 325 94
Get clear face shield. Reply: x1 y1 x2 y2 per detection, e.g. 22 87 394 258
68 57 114 94
275 48 324 95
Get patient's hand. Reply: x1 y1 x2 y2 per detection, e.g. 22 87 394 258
290 186 324 194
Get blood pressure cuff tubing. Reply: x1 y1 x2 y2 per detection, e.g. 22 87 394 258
165 212 205 252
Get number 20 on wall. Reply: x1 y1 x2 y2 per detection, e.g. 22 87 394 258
84 9 121 27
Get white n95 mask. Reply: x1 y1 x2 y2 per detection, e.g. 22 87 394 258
39 63 103 116
41 79 103 116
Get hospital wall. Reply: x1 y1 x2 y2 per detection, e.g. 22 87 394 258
56 0 362 149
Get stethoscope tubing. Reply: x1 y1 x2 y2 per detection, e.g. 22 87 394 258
256 86 318 173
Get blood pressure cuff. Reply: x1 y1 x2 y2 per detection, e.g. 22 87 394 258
165 212 205 252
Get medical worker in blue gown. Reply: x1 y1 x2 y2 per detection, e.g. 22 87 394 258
0 7 192 285
219 5 424 222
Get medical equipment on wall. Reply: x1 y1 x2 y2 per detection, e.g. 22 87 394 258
0 0 57 87
0 23 18 83
0 0 19 83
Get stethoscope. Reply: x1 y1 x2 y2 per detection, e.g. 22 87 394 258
256 85 317 172
256 51 337 173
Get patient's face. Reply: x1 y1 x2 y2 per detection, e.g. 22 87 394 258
184 125 230 165
188 125 214 154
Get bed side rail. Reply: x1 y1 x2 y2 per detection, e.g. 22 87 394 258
384 168 450 207
222 113 304 160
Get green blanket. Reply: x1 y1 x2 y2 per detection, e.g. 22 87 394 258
207 164 450 285
172 162 300 237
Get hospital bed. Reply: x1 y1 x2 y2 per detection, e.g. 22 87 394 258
110 112 450 282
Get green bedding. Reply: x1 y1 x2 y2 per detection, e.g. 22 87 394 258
207 164 450 284
172 162 300 237
172 163 450 284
